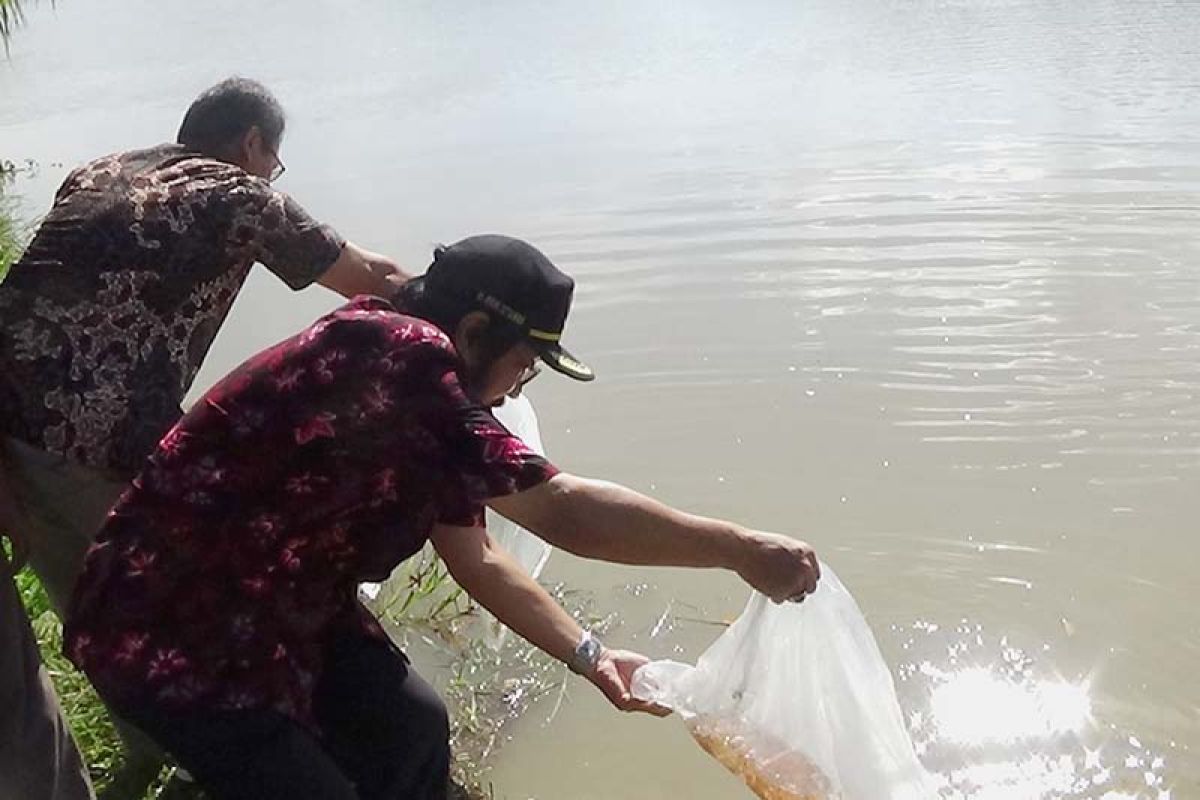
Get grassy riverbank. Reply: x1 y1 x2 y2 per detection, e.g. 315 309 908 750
0 185 21 280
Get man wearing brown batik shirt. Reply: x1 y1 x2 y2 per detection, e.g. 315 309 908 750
0 77 410 800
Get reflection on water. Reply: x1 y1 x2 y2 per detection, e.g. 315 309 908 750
2 0 1199 797
895 621 1175 799
927 668 1090 746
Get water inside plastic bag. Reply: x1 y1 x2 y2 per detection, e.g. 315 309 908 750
686 713 835 800
632 565 939 800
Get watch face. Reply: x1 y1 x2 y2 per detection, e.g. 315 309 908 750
572 634 603 674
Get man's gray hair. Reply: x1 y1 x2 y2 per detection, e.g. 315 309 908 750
176 77 286 156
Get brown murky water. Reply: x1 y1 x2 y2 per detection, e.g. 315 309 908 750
2 1 1198 797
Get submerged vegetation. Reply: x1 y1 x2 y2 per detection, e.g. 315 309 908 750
369 546 614 799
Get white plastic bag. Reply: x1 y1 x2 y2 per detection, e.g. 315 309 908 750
632 566 939 800
486 394 552 580
476 394 553 647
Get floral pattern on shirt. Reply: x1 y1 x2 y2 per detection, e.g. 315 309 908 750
64 296 556 727
0 144 346 472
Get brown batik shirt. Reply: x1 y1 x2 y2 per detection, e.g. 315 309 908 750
0 144 346 473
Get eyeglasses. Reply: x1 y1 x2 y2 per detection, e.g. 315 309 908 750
267 149 286 183
507 364 542 399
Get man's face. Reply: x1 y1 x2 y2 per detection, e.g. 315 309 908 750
241 127 283 182
474 342 540 407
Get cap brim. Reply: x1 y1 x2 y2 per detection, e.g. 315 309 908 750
535 341 595 382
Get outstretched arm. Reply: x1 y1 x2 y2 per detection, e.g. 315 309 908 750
430 523 667 716
487 472 820 603
317 241 411 299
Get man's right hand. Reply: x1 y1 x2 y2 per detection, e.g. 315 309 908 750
735 531 821 604
587 648 672 717
317 241 412 300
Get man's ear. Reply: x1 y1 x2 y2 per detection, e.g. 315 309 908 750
235 125 262 169
453 311 491 365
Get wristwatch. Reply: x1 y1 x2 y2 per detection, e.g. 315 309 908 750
568 630 604 676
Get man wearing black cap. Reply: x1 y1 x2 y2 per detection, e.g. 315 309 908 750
62 234 820 800
406 233 595 386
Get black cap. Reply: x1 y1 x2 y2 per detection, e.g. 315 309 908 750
421 234 594 382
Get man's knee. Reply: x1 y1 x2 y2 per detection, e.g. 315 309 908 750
368 677 449 800
389 676 449 764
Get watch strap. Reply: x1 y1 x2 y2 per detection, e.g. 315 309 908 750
568 630 603 675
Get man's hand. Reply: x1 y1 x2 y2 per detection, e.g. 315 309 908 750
359 247 412 295
587 648 672 717
735 531 821 604
317 241 412 299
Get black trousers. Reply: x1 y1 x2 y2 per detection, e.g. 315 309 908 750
112 633 450 800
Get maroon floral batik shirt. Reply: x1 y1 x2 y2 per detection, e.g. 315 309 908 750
64 296 556 726
0 144 346 472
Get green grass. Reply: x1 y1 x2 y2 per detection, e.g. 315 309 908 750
1 199 20 280
0 0 23 44
1 164 29 279
368 547 611 800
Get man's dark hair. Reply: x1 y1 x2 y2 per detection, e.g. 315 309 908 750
394 274 528 383
176 77 286 157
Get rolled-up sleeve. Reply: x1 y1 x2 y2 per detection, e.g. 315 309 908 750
250 187 346 290
432 369 557 527
389 340 557 528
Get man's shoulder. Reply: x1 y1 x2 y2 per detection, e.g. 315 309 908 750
73 143 195 176
135 144 259 186
322 296 455 352
60 144 251 194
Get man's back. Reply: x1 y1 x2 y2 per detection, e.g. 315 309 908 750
0 143 344 472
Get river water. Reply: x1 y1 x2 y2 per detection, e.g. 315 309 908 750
2 1 1198 797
